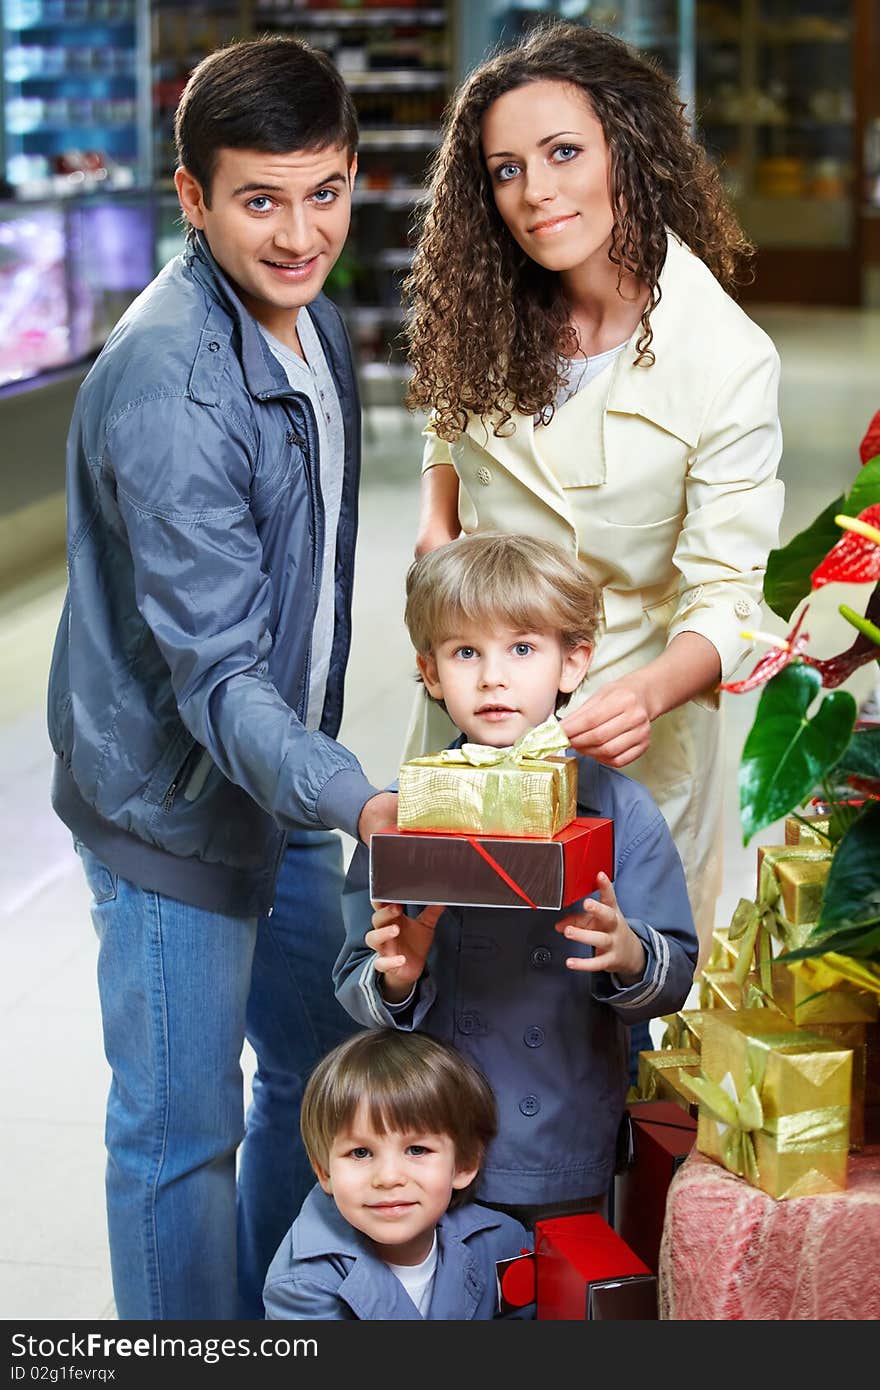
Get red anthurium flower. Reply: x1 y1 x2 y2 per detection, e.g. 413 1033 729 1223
811 505 880 589
720 608 810 694
803 582 880 688
859 408 880 465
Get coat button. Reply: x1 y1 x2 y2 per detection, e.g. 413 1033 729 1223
476 465 492 486
524 1026 545 1048
459 1012 476 1035
207 340 221 352
519 1095 540 1117
530 947 551 968
735 598 753 619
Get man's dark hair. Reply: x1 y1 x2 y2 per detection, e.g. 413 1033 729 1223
174 34 358 207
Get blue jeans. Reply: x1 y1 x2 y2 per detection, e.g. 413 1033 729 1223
79 829 357 1321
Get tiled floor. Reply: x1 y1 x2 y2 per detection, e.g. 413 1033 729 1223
1 305 878 1319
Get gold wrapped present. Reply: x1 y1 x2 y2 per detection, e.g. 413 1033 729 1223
661 1009 723 1053
756 846 832 933
637 1049 702 1116
690 1010 852 1199
397 716 576 837
784 813 831 846
707 928 738 972
725 846 834 990
699 969 744 1011
747 958 878 1029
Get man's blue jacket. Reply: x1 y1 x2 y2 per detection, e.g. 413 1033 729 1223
48 234 377 916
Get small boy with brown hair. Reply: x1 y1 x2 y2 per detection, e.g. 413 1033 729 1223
263 1028 532 1319
334 533 698 1227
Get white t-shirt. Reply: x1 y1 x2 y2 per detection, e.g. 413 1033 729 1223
384 1233 439 1317
258 311 344 732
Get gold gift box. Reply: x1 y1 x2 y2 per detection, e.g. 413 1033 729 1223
747 963 878 1029
661 1009 719 1052
756 846 832 936
397 749 576 837
637 1049 702 1116
694 1010 852 1200
784 814 831 846
707 927 738 972
699 969 744 1011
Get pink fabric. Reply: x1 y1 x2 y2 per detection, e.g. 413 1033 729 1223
659 1147 880 1320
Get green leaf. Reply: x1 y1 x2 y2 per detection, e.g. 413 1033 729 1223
817 801 880 936
763 457 880 621
739 664 856 842
835 726 880 781
764 498 842 621
847 453 880 515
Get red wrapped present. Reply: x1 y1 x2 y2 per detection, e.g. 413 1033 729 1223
369 817 614 911
535 1213 657 1320
614 1101 697 1274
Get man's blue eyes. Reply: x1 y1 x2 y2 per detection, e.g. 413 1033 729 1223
246 189 337 212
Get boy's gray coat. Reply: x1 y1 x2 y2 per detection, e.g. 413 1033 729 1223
263 1185 532 1320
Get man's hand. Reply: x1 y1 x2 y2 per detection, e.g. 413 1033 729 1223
553 872 646 982
357 791 398 844
366 901 445 1003
559 677 651 768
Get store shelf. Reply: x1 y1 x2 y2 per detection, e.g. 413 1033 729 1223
358 128 439 148
261 8 446 26
342 71 446 89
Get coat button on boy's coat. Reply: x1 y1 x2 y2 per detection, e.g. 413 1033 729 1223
524 1026 545 1048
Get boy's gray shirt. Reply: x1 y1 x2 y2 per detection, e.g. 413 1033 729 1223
334 752 698 1208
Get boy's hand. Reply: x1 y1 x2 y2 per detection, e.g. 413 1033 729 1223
366 901 445 1004
553 873 646 983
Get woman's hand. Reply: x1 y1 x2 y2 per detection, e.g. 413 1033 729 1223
559 632 722 767
559 676 652 768
554 873 646 982
366 901 445 1003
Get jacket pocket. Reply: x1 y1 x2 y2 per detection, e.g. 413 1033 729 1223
142 728 197 810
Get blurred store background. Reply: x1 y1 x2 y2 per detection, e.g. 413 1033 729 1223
1 1 879 1319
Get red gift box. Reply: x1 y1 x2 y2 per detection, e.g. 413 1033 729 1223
535 1213 657 1320
369 817 614 910
614 1101 697 1274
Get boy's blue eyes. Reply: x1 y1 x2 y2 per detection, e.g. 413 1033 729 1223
346 1143 431 1159
454 643 533 659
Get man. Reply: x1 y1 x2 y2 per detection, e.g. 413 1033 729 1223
46 35 396 1320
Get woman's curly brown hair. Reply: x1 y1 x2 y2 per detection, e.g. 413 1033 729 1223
404 19 753 441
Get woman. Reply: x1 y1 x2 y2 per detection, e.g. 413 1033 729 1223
402 19 784 990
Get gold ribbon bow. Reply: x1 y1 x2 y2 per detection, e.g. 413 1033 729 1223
411 715 569 770
687 1068 764 1185
727 848 830 994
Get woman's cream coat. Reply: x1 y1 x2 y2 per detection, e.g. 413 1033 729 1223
405 235 785 960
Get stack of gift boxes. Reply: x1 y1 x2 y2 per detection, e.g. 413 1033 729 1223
633 811 880 1212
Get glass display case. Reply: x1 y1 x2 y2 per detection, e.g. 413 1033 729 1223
1 0 152 196
251 3 453 386
0 192 154 390
488 2 695 105
696 0 859 303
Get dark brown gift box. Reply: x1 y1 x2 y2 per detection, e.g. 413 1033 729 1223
369 816 614 910
535 1213 657 1320
614 1100 697 1274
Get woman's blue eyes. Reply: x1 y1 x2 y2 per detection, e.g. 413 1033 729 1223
494 144 581 182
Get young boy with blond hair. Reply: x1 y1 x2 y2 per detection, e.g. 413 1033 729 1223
263 1029 532 1319
334 533 698 1227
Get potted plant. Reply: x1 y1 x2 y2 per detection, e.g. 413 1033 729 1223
722 410 880 976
